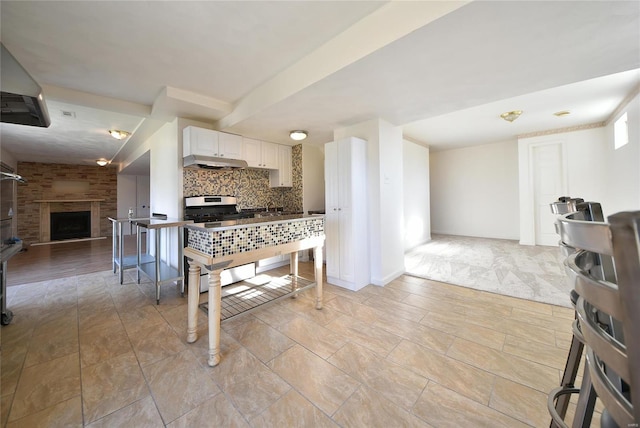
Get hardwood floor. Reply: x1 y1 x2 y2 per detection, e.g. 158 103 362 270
5 236 139 287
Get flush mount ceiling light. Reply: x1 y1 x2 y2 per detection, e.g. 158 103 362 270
500 110 523 122
96 159 109 167
108 129 131 140
289 130 308 141
554 110 571 117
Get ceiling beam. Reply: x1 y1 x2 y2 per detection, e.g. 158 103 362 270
41 84 151 117
216 1 470 131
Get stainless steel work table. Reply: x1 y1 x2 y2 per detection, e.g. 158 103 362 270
1 240 22 325
132 217 193 304
108 217 154 284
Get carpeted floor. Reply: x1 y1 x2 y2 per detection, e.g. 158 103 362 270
404 234 572 308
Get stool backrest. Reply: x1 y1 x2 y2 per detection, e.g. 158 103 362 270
556 210 640 425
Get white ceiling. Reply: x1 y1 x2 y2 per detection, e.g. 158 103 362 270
1 1 638 173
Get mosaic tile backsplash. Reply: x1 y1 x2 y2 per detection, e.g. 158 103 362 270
183 144 303 212
188 216 324 258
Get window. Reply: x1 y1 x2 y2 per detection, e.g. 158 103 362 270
614 112 629 150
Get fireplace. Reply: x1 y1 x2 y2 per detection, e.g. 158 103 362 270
35 198 104 243
50 211 91 241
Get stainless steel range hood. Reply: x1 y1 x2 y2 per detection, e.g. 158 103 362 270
1 43 51 128
183 154 248 170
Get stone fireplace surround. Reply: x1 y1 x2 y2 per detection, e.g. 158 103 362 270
34 199 104 243
16 162 117 246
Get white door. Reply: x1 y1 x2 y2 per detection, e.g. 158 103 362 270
337 140 354 283
532 142 565 246
324 142 340 279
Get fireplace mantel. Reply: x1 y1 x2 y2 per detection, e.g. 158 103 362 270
34 199 105 203
36 199 105 242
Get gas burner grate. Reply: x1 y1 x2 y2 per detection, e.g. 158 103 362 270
199 274 315 321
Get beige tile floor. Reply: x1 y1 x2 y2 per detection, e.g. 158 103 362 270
1 262 601 427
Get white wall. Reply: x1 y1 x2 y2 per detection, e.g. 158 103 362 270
1 148 17 170
334 118 405 286
302 144 325 213
148 119 181 267
403 140 430 251
603 91 640 216
519 125 640 244
378 122 405 284
430 140 520 240
117 175 137 235
117 174 151 234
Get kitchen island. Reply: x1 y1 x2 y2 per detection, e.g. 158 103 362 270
184 214 325 367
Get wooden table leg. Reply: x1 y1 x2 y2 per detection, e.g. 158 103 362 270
208 269 223 367
186 263 200 343
314 245 323 310
290 251 299 297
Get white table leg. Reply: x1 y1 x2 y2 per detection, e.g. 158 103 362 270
290 251 299 297
186 263 200 343
208 269 223 367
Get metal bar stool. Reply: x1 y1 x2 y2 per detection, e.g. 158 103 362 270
547 207 639 427
549 198 610 427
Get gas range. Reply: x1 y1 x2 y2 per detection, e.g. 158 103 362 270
183 195 254 223
183 195 257 291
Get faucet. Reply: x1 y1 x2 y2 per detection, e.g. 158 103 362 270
265 201 271 212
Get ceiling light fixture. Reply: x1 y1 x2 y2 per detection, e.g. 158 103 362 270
554 110 571 117
289 130 308 141
500 110 523 122
96 159 109 167
108 129 131 140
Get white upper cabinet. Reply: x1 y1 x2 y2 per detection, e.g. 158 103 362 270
269 145 292 187
261 141 278 169
183 126 218 157
218 132 243 159
183 126 243 159
242 137 278 169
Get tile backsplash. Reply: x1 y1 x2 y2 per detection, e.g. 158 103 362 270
183 145 303 212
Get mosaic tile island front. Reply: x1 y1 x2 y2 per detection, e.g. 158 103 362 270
186 214 324 259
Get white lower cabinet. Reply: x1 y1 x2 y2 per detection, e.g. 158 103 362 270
324 137 369 291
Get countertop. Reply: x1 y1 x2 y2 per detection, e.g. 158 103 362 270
131 217 193 229
185 213 323 232
108 217 152 223
0 240 23 264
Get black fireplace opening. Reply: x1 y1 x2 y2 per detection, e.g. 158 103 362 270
50 211 91 241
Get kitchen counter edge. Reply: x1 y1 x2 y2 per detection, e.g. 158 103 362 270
185 213 324 232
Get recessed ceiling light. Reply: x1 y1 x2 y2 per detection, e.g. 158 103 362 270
500 110 523 122
96 159 109 167
108 129 131 140
289 130 308 141
554 110 571 117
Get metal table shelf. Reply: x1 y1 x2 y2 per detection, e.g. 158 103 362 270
200 274 315 321
109 217 152 284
